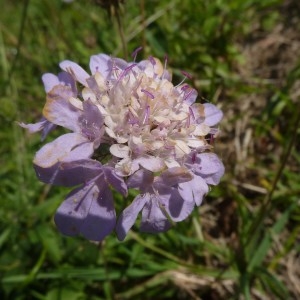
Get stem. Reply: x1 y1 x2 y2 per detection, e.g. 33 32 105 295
99 241 115 300
265 104 300 203
247 98 300 239
114 6 128 60
8 0 30 83
140 0 146 52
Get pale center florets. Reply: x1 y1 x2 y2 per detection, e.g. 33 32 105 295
82 57 208 175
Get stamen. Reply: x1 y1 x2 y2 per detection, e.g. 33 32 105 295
176 70 193 87
126 63 137 72
141 89 154 99
161 54 168 79
131 77 143 101
164 54 168 69
181 70 193 79
142 105 150 124
131 46 143 61
117 64 137 82
189 107 195 120
148 56 156 66
125 63 137 74
181 84 190 91
111 61 121 79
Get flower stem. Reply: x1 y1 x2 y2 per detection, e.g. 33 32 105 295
114 6 128 60
247 98 300 242
140 0 146 52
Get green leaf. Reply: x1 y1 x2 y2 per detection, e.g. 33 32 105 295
45 288 84 300
257 267 290 299
36 225 63 264
247 202 296 272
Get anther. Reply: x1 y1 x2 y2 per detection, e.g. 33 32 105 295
148 56 156 66
164 54 168 69
161 54 168 79
117 64 137 82
181 84 190 91
181 70 193 79
176 70 193 87
131 46 143 61
141 89 154 99
189 107 195 120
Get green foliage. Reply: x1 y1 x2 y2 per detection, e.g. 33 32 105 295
1 0 299 299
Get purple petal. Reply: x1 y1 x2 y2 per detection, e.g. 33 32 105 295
80 181 116 241
135 60 148 71
178 175 208 206
159 167 193 186
19 118 56 140
59 60 89 86
185 152 225 185
42 73 60 92
86 76 101 95
18 119 48 134
42 71 77 95
54 184 95 237
54 180 116 241
103 166 128 196
43 85 82 132
89 54 111 76
57 72 77 96
162 70 172 81
149 182 193 222
89 54 128 79
41 122 56 141
65 140 94 162
34 159 103 186
116 194 149 241
79 99 104 142
166 189 195 222
127 169 154 191
183 87 198 105
203 103 223 126
33 133 93 168
111 58 129 73
140 197 172 233
190 103 205 124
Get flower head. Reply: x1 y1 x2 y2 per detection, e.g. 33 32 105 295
21 51 224 241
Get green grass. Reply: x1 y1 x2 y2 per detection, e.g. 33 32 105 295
1 0 300 299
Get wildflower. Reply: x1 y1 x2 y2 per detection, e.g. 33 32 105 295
21 51 224 241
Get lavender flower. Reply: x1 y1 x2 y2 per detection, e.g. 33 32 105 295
21 52 224 241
